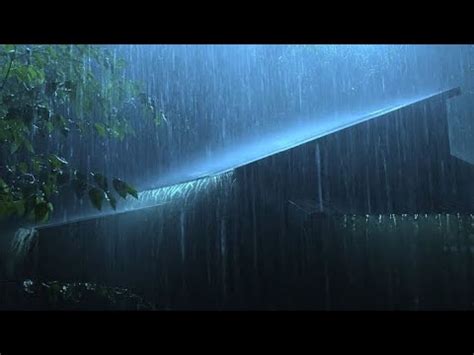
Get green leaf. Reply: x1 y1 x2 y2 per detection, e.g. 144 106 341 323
34 201 52 222
94 122 107 137
18 162 28 174
106 191 117 210
2 44 15 52
23 196 37 218
41 178 56 198
10 141 20 154
44 121 54 134
91 172 108 191
0 178 8 191
32 157 43 174
0 201 16 217
127 186 138 199
113 178 127 199
23 139 34 153
88 187 105 210
112 178 137 199
48 154 68 169
13 199 25 216
72 178 88 199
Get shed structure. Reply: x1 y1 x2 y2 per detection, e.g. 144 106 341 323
20 86 474 310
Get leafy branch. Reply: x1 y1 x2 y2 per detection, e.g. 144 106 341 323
0 45 163 223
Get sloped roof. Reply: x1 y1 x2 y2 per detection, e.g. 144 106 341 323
39 87 461 228
150 87 461 189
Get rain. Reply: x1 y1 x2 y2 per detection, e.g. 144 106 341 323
1 44 474 310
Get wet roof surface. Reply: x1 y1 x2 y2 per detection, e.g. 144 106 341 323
39 87 460 228
149 87 460 190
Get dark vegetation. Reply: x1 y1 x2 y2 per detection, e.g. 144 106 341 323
0 279 155 310
0 45 162 223
0 45 164 309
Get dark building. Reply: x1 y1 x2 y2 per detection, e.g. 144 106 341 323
236 86 472 216
16 86 474 310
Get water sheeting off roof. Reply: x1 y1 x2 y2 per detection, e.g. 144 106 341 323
148 87 461 190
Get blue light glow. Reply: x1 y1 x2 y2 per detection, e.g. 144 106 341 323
146 88 459 189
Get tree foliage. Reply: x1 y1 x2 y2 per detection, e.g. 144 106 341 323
0 45 161 222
